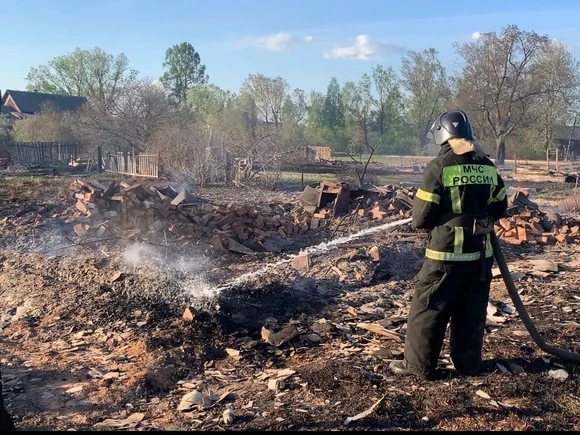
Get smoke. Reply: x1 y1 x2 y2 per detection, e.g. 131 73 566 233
122 243 154 266
121 241 218 301
117 216 413 305
123 242 204 273
215 216 413 292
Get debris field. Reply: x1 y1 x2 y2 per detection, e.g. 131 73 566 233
0 165 579 431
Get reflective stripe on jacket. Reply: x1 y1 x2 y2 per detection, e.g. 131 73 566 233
412 144 508 262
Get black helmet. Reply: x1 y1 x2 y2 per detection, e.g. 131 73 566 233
428 109 474 146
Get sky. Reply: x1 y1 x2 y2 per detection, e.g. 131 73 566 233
3 0 580 95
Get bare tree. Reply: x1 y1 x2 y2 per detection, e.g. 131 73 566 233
0 115 12 142
12 102 77 143
342 75 376 186
400 48 451 152
214 97 271 181
79 78 171 153
282 88 308 124
213 94 301 188
455 25 551 165
151 123 216 186
240 74 289 126
532 40 580 150
26 47 138 110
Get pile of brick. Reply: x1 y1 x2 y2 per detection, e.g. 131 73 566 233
68 179 199 239
494 187 580 245
495 212 579 245
297 182 415 224
65 179 418 254
67 178 329 253
350 185 415 220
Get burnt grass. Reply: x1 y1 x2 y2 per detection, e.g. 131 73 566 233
1 240 577 431
0 173 579 431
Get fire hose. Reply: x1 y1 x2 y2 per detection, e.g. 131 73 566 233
490 231 580 363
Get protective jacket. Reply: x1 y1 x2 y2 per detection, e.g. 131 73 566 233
413 141 507 262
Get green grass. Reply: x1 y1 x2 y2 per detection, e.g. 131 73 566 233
0 175 68 201
332 153 433 166
275 171 339 186
270 170 422 188
330 153 580 169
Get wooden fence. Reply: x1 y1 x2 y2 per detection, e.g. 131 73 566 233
1 141 80 164
104 152 159 178
308 146 333 161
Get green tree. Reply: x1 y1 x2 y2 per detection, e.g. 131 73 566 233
26 47 137 109
341 80 363 153
160 42 209 104
184 84 234 124
280 89 309 163
455 25 551 165
306 91 325 131
323 77 344 129
282 88 307 124
240 74 289 126
12 102 77 142
372 65 402 136
371 65 408 153
400 48 451 152
341 75 379 185
0 115 12 142
315 78 350 151
532 40 580 150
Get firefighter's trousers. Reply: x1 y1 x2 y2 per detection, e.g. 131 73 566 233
403 257 493 378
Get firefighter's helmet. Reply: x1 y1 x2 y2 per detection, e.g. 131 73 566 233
428 109 474 146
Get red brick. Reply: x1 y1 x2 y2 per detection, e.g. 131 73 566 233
292 254 310 272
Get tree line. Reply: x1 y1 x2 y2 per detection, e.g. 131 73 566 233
3 24 579 179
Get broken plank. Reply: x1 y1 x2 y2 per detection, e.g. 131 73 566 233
356 323 403 342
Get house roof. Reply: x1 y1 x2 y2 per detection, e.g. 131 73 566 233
0 105 22 120
2 89 87 114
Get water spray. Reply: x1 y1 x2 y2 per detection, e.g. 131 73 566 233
214 216 413 292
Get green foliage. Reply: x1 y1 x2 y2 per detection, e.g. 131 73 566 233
240 74 289 126
400 48 451 152
372 65 405 135
0 115 12 142
305 70 409 155
161 42 209 104
12 102 77 142
26 47 137 108
24 28 580 165
306 91 325 131
184 84 234 124
282 89 307 124
323 78 344 129
506 128 546 160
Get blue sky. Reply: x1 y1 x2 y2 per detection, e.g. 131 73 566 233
3 0 580 95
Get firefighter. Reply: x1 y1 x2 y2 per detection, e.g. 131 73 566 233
389 109 508 380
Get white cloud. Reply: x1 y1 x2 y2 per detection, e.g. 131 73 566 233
472 31 482 40
247 32 314 52
323 35 403 61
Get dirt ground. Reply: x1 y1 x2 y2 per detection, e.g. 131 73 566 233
0 163 579 431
